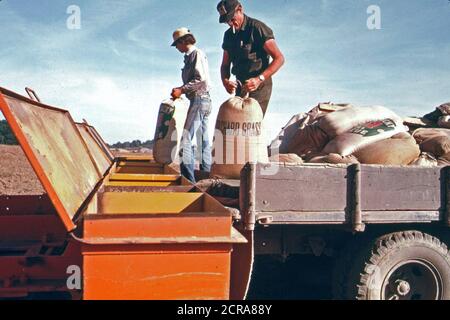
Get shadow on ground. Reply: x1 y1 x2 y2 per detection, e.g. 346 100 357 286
247 255 333 300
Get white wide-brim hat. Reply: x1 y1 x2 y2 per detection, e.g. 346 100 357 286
171 27 193 46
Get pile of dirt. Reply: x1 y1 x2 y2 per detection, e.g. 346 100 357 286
0 145 45 195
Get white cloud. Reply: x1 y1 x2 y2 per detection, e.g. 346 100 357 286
127 23 158 51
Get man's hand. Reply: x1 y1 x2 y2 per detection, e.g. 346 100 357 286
244 77 263 93
171 87 183 99
223 78 238 94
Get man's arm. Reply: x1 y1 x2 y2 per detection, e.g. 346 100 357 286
244 39 285 92
262 39 285 80
221 50 237 94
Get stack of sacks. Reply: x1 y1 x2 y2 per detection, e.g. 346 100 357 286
412 128 450 166
269 103 350 164
285 105 425 165
273 104 450 167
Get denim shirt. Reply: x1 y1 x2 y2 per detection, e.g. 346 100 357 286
181 46 211 100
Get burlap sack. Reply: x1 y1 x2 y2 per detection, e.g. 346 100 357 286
269 112 308 156
420 136 450 157
308 153 359 164
318 106 401 138
438 116 450 129
323 118 408 157
403 117 434 129
303 151 326 162
410 153 439 167
423 103 450 123
438 103 450 116
354 135 420 165
269 153 304 165
392 132 412 140
438 152 450 166
210 96 268 179
317 102 352 112
271 103 350 156
154 98 189 164
287 123 329 158
413 128 450 144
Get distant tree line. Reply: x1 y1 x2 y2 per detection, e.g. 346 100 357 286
1 119 153 149
0 120 18 145
109 140 154 149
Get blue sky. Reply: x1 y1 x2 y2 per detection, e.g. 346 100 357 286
1 0 449 144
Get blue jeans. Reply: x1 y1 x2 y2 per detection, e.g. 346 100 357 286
180 95 212 183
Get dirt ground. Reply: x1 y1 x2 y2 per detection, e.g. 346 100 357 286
0 145 45 195
0 145 152 196
110 148 153 158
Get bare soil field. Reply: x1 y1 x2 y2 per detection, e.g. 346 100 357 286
0 145 153 196
0 145 45 195
110 147 153 158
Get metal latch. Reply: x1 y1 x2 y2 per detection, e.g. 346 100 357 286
257 215 273 225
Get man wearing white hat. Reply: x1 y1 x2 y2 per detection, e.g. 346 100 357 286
171 28 212 183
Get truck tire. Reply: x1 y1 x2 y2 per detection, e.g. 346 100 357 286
333 231 450 300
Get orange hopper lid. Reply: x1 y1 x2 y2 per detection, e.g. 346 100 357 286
0 87 110 232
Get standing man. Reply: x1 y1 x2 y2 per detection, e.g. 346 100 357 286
171 28 212 183
217 0 285 116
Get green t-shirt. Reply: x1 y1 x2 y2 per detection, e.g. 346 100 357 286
222 15 275 82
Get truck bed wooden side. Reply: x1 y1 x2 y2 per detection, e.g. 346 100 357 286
240 163 450 231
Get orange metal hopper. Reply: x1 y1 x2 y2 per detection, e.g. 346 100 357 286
0 87 247 300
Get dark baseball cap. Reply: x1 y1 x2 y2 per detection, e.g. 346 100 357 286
217 0 240 23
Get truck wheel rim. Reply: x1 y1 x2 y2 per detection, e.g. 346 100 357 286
381 260 443 300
